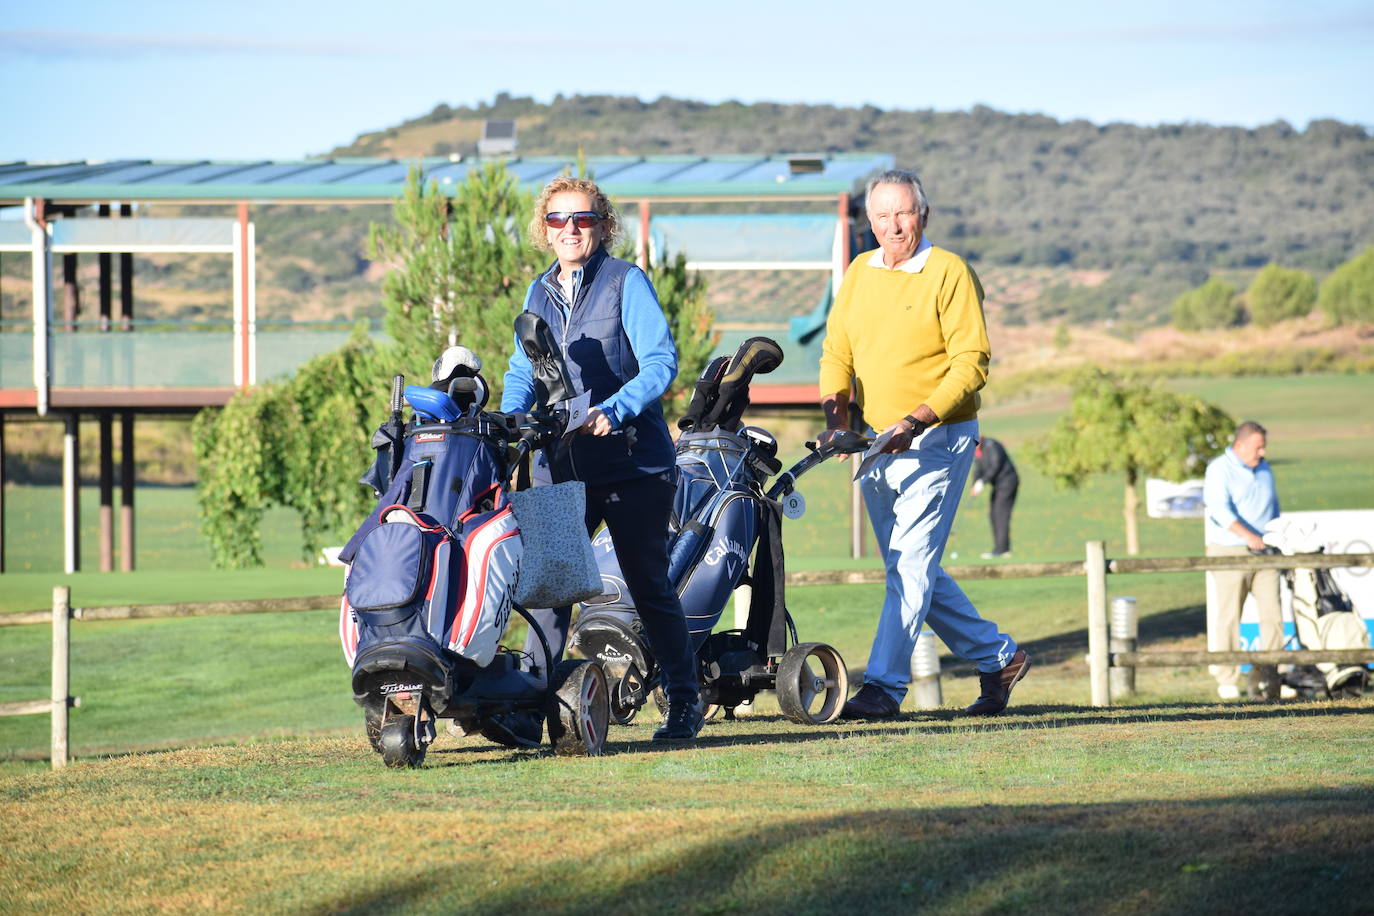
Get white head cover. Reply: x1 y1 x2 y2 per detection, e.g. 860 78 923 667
432 346 482 382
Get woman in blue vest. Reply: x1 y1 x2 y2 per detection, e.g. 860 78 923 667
500 176 703 744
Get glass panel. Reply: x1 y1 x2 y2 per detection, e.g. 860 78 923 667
255 327 389 380
0 331 33 387
52 331 234 386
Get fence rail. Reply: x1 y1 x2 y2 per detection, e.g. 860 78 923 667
1085 547 1374 706
5 549 1371 766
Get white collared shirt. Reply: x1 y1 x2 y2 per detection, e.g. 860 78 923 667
866 235 933 273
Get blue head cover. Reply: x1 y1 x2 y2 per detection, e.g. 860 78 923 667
405 385 460 422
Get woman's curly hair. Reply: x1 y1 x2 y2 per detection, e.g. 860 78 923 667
527 175 623 252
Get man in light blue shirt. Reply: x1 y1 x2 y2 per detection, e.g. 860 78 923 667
1203 420 1282 699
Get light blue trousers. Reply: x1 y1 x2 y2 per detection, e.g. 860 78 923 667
859 418 1018 702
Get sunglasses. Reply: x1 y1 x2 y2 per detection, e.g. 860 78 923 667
544 211 603 229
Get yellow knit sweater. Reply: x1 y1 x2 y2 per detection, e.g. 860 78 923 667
818 246 989 430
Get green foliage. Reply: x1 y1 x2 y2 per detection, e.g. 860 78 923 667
192 162 716 567
368 163 542 389
1025 367 1234 553
1245 263 1316 327
1052 324 1071 350
1028 368 1234 486
1318 246 1374 325
333 94 1374 275
193 330 383 568
195 163 545 568
618 248 715 413
1171 277 1239 330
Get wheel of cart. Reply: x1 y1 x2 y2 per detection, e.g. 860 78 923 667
379 713 434 768
546 660 611 756
775 642 848 724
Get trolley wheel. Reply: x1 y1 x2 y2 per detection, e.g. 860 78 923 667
776 642 848 724
547 660 610 756
379 715 426 768
607 676 640 726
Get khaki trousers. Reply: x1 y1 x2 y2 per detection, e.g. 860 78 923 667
1206 544 1284 688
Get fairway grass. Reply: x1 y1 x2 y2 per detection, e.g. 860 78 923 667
3 705 1372 914
2 373 1372 912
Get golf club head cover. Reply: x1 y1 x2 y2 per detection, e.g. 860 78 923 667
514 312 575 407
431 346 482 386
703 336 784 431
678 355 731 431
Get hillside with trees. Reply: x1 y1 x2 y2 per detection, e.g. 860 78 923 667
330 94 1373 274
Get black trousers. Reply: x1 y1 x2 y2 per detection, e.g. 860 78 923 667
521 470 699 705
989 481 1018 555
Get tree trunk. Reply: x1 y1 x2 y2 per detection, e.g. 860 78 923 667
1123 471 1140 556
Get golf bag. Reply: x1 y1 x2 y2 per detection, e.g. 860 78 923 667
1265 521 1371 698
570 337 862 724
340 411 521 677
338 331 610 767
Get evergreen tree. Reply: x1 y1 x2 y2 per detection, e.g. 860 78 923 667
1171 277 1238 331
1246 264 1316 327
1317 247 1374 325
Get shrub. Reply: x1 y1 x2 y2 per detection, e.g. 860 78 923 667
1171 277 1239 330
1246 264 1316 327
1318 247 1374 325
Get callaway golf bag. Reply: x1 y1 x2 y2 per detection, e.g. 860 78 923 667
570 337 868 725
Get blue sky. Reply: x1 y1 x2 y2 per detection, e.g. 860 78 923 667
2 0 1371 161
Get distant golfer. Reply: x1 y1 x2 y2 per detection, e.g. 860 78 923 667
817 168 1030 719
1203 420 1282 700
970 436 1019 558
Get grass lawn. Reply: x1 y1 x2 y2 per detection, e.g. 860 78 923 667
2 705 1372 914
1 374 1372 912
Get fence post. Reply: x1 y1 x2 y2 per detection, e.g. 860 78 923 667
1109 596 1138 697
910 628 943 709
51 586 71 770
1086 541 1110 707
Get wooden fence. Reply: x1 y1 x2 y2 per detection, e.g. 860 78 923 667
4 547 1372 766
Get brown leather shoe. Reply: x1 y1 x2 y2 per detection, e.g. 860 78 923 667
840 683 901 719
964 649 1031 716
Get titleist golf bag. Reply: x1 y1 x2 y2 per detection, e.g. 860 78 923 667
570 337 867 725
338 327 610 768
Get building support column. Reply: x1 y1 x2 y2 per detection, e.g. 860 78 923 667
119 204 133 332
637 201 651 271
0 414 6 574
25 198 51 416
120 413 135 572
98 204 112 332
99 413 114 572
63 414 80 574
62 253 80 332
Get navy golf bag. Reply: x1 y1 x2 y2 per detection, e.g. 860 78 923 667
338 335 610 768
569 337 865 725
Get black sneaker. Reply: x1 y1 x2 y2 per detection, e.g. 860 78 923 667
480 710 544 749
652 700 704 742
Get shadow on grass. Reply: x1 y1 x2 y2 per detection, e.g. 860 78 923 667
416 700 1374 767
931 602 1209 674
326 787 1374 915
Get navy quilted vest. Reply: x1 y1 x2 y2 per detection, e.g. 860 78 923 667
525 248 676 485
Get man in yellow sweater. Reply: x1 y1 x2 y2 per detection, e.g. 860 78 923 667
818 169 1030 718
